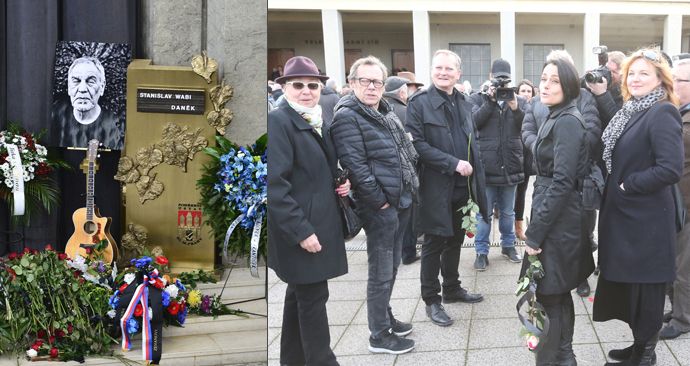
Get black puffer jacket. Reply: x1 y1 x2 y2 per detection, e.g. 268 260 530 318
522 88 602 162
330 94 405 210
468 93 526 185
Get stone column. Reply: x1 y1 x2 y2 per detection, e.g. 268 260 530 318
500 11 516 82
413 10 431 85
664 14 683 58
207 0 267 145
321 9 346 87
583 12 600 71
140 0 203 67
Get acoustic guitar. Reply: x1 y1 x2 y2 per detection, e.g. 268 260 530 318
65 139 117 263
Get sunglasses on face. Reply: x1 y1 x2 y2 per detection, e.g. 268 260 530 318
285 81 322 90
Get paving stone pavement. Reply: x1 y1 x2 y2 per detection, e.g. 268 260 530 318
267 233 689 366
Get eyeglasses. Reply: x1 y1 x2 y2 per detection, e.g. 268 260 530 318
355 78 384 89
285 81 322 90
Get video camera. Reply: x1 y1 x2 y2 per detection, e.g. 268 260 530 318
488 76 515 102
584 46 612 85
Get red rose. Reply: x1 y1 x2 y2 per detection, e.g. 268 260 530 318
153 278 164 289
466 232 475 238
34 340 43 347
134 304 143 317
55 329 65 338
49 347 59 358
7 268 16 281
37 330 46 339
155 256 169 266
48 335 55 344
84 247 93 255
31 249 38 255
73 270 82 278
7 252 17 260
167 301 180 315
31 344 40 351
78 277 85 284
119 283 128 292
44 244 53 251
67 324 73 334
58 253 68 260
23 247 30 254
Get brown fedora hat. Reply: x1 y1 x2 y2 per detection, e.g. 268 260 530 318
397 71 424 87
275 56 329 84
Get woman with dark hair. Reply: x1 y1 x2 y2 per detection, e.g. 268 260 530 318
594 49 683 366
514 79 537 240
523 58 595 365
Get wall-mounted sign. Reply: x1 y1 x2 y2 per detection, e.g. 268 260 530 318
137 88 205 115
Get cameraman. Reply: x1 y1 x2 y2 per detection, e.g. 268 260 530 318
468 58 526 271
585 50 625 126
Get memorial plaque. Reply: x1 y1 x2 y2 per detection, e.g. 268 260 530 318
125 59 216 272
137 88 205 115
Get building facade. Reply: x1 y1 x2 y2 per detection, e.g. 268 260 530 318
268 0 690 89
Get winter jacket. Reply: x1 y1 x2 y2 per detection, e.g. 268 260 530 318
383 94 407 126
523 101 594 294
330 94 406 210
319 86 340 125
468 93 526 185
267 101 348 285
406 86 489 237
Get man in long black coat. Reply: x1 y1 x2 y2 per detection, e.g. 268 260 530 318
406 50 487 327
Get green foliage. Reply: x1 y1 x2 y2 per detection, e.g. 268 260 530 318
197 134 267 262
178 269 217 289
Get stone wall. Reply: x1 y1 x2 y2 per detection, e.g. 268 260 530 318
140 0 266 145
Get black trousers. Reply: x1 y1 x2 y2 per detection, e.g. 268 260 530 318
421 192 468 305
401 202 418 261
280 281 339 366
535 292 576 366
515 177 529 220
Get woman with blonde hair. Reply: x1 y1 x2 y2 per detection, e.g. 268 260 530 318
594 49 683 366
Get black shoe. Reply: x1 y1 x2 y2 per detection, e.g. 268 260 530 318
443 288 484 304
391 317 413 337
659 324 687 340
425 303 453 327
501 247 522 263
402 255 420 265
474 254 488 271
608 344 657 364
368 329 415 354
576 281 591 297
663 310 673 323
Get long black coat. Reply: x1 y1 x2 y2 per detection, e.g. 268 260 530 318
406 86 489 237
598 101 683 284
524 101 594 295
267 102 348 285
468 93 526 186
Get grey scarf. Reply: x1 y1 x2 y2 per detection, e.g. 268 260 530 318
602 87 666 174
351 96 420 196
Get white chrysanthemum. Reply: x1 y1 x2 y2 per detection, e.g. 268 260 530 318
107 309 117 319
26 349 37 358
164 284 179 298
124 273 136 284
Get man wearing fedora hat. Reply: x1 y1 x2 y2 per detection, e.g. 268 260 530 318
269 55 350 366
398 71 424 97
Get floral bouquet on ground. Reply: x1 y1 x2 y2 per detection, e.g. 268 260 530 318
515 255 549 352
0 245 115 362
198 134 267 275
0 123 66 224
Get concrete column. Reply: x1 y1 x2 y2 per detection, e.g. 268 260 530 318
500 11 516 82
321 9 345 87
664 14 683 58
207 0 267 144
583 12 600 71
140 0 203 66
413 11 431 86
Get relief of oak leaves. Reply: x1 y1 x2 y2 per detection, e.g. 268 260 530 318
114 123 208 204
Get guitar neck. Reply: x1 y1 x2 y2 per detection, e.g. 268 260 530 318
86 161 94 221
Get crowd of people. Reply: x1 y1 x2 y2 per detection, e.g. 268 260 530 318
267 45 690 366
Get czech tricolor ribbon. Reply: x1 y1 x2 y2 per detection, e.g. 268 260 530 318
120 276 154 362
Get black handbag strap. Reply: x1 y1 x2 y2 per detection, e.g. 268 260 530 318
515 282 550 352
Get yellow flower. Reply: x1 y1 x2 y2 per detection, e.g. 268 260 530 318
188 290 202 308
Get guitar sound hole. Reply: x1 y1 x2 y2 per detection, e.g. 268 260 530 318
83 221 97 235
